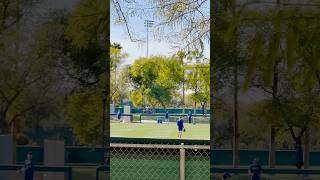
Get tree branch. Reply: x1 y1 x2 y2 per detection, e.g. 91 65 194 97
8 98 56 126
273 97 297 141
112 0 143 42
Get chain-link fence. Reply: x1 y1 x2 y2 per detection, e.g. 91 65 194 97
109 143 209 180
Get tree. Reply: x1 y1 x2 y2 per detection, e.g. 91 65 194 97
0 1 64 136
186 57 209 111
65 0 110 152
110 42 129 105
110 42 126 71
212 0 320 167
242 3 320 168
62 0 108 86
65 0 107 47
212 0 242 167
64 87 103 145
176 51 187 106
111 65 130 106
129 56 182 108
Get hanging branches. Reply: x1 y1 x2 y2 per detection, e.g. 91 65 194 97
111 0 209 51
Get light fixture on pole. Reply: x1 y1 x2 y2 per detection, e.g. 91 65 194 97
144 20 154 57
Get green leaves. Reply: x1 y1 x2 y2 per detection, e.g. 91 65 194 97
129 56 182 107
223 11 241 43
285 21 298 71
244 32 265 90
127 54 209 108
64 88 102 145
186 58 210 105
263 12 281 86
110 43 128 71
65 0 107 48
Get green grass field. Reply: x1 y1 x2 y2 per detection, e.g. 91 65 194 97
111 122 209 140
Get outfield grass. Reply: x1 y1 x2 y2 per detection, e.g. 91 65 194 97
110 122 209 140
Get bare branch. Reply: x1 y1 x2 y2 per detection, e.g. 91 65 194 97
112 0 144 42
8 97 56 126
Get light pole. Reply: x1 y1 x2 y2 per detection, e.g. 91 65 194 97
144 20 154 57
142 20 153 110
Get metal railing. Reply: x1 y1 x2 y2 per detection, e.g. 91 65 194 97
107 143 210 180
139 113 210 123
212 167 320 175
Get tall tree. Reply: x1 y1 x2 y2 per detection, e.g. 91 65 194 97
62 2 109 173
243 2 320 168
129 56 182 108
186 57 209 112
110 42 129 105
0 0 63 136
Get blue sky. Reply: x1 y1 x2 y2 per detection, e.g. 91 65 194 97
110 2 210 65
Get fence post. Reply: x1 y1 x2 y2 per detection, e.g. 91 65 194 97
68 167 73 180
180 143 185 180
96 166 100 180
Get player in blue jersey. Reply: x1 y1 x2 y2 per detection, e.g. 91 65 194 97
222 172 231 179
188 111 192 124
21 152 34 180
177 116 184 138
202 104 205 115
165 111 169 123
248 158 262 180
117 110 121 122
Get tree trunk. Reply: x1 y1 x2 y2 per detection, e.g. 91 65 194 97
269 0 281 168
304 128 310 169
230 0 239 167
233 64 239 168
210 7 215 175
0 110 7 134
295 137 304 169
104 0 110 178
270 60 279 168
182 69 185 106
269 126 276 168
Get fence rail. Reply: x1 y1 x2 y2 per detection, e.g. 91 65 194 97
139 113 210 123
110 114 133 116
109 143 210 180
110 143 210 149
212 167 320 175
114 107 210 114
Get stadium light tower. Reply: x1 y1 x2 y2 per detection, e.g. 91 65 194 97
144 20 154 57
